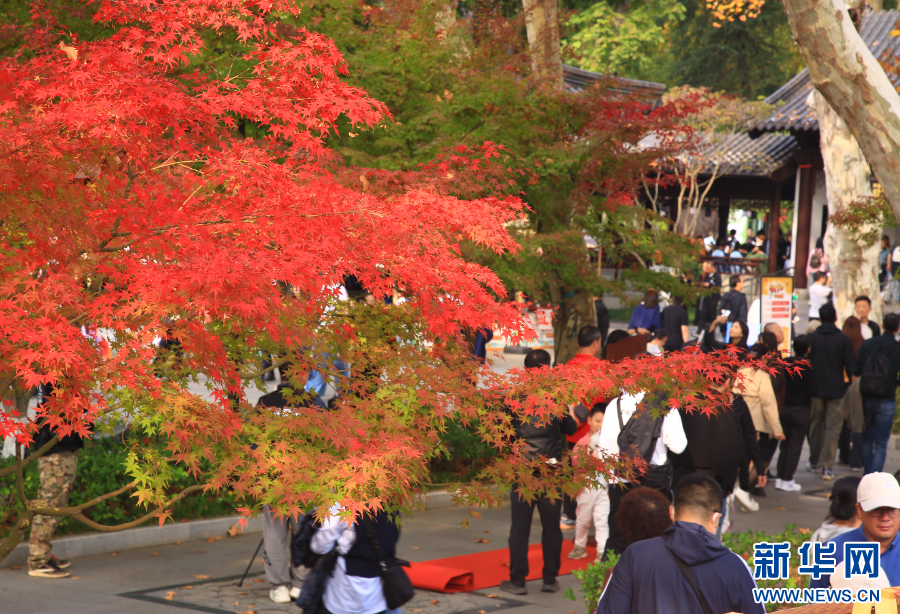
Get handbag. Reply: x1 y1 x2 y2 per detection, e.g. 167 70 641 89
295 548 338 613
362 516 415 610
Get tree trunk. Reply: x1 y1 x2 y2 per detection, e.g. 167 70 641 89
549 271 597 366
521 0 564 90
780 0 900 222
814 91 882 325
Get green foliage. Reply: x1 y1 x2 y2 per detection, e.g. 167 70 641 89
428 414 498 485
722 524 811 611
0 437 240 539
565 0 686 81
667 0 804 99
570 551 620 613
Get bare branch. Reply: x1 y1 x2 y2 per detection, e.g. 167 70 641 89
65 484 206 532
0 435 60 479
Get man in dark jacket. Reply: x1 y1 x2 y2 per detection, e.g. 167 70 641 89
853 312 900 474
807 303 856 480
501 349 579 596
694 261 721 331
776 335 814 490
596 474 763 614
719 275 748 325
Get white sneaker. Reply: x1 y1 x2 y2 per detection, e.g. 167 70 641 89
270 585 291 604
776 480 802 492
733 486 759 512
289 586 301 599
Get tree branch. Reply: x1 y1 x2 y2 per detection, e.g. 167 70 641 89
27 480 137 516
65 484 205 532
238 355 291 380
0 512 33 563
0 435 60 479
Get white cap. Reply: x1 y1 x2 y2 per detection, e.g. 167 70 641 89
857 472 900 512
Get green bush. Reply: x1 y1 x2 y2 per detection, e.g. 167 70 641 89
566 551 620 613
427 414 497 485
1 436 242 539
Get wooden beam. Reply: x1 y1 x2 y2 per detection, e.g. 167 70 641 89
794 166 815 289
768 182 782 273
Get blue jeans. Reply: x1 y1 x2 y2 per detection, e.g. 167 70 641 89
862 397 897 475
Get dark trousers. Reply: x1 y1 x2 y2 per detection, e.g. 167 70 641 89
605 483 630 556
758 433 780 465
563 441 577 521
777 406 811 481
508 488 563 586
862 397 896 474
838 421 863 468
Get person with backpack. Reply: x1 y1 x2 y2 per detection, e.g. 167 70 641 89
806 237 830 282
807 303 856 481
853 312 900 474
595 474 764 614
597 389 687 555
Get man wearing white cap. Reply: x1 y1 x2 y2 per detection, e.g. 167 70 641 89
810 472 900 588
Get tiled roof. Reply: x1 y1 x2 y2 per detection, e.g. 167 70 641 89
562 64 667 100
704 131 799 176
749 9 900 136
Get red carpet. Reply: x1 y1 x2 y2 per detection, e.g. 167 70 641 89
406 540 597 593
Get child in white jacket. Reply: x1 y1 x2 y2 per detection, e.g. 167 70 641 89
568 406 609 562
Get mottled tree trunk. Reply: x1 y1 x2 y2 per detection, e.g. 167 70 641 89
780 0 900 221
814 92 882 325
550 273 597 366
521 0 564 90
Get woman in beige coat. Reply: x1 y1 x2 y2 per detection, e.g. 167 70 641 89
733 343 784 499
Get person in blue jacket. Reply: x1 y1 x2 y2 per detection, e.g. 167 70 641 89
626 291 662 336
596 473 764 614
809 472 900 588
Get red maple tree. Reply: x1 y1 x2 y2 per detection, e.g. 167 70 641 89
0 0 770 560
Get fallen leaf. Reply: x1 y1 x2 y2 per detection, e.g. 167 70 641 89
570 611 577 613
111 553 118 556
234 602 240 606
410 546 419 550
431 600 439 604
207 538 216 543
227 524 240 538
485 594 497 598
798 528 811 535
174 541 181 545
253 578 266 584
195 574 211 579
475 538 491 544
164 591 177 601
777 507 786 511
237 610 257 614
180 519 189 523
151 552 159 556
9 566 20 570
71 577 81 580
237 591 247 595
182 586 193 589
484 530 490 534
198 550 207 553
478 610 487 614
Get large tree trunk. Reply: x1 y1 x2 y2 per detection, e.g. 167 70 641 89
551 285 597 366
780 0 900 222
814 91 882 326
521 0 564 90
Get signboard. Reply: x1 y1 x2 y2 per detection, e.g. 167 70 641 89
761 277 793 353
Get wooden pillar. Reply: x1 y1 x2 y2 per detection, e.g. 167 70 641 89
794 166 814 289
768 183 782 273
718 198 730 239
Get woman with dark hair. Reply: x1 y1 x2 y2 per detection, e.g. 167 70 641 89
841 316 865 356
806 237 830 281
811 476 862 542
837 316 864 472
701 320 750 355
614 488 672 545
626 291 661 336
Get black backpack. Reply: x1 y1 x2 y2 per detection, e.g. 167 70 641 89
860 340 900 398
291 510 321 568
809 251 822 269
616 394 667 462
